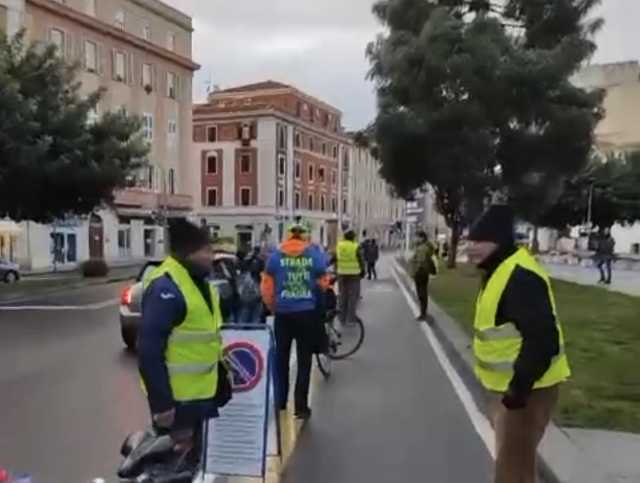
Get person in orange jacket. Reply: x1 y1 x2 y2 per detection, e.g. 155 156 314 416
261 222 329 419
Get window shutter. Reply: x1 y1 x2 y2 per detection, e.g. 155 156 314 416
201 151 208 206
152 64 158 92
175 75 182 101
193 125 206 143
97 44 105 76
65 32 74 61
111 49 117 80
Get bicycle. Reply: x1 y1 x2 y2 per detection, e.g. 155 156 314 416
316 282 365 379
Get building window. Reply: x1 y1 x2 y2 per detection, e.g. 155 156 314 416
240 154 251 174
278 125 287 150
147 165 155 190
207 126 217 142
295 132 301 148
142 113 153 142
85 0 96 16
118 227 131 258
318 167 325 182
331 197 337 213
114 51 126 82
207 154 218 175
308 194 314 211
167 32 176 51
114 10 125 30
207 188 218 207
322 143 327 156
166 72 176 99
308 164 314 182
240 187 252 207
295 192 301 210
168 119 177 145
321 195 326 212
278 189 285 208
295 160 301 180
343 198 348 214
333 145 339 159
143 23 151 41
278 156 286 176
84 40 97 72
168 168 175 195
332 170 337 186
309 138 315 152
142 63 152 88
50 28 65 55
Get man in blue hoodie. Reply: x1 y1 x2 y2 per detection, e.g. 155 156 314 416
261 222 329 419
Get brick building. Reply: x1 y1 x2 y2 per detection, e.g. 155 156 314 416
4 0 198 270
190 81 353 252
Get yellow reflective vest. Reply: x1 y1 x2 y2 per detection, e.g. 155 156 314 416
142 257 223 402
337 240 361 275
473 248 571 392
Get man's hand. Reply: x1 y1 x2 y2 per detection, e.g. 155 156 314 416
153 408 176 428
502 387 528 410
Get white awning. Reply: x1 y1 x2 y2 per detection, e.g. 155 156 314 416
0 220 22 235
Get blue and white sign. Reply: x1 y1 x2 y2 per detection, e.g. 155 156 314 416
203 325 274 479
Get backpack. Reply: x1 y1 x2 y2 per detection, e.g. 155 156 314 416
237 271 261 305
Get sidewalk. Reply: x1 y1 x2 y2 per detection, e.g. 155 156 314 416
282 258 493 482
544 262 640 297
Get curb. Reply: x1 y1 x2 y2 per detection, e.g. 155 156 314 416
392 258 613 483
0 273 136 305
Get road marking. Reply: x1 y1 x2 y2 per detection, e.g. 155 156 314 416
390 261 496 459
0 298 119 311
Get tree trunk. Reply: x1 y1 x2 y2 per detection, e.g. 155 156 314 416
531 225 540 254
447 222 461 269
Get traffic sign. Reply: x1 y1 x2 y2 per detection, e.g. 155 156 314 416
224 341 265 393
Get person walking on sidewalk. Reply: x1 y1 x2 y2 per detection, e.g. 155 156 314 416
261 223 329 420
595 229 615 285
337 229 365 325
138 219 232 472
363 236 380 280
466 205 571 483
410 231 436 321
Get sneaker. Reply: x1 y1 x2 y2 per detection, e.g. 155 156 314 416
294 407 312 420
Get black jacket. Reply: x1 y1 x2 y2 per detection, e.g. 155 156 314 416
480 245 561 397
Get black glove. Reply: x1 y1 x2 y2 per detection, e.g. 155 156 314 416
502 387 528 410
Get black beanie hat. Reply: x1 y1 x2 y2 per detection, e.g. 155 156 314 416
169 218 210 258
468 205 515 246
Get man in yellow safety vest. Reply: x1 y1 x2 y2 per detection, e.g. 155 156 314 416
138 219 231 470
467 205 570 483
336 229 365 325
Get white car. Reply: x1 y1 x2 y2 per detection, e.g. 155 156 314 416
0 259 20 283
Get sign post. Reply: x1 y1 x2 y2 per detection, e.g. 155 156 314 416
200 324 278 482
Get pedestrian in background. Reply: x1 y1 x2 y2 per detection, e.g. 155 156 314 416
410 231 436 321
595 229 615 285
138 219 231 473
261 223 329 419
466 205 571 483
363 237 380 280
236 246 264 324
337 229 365 325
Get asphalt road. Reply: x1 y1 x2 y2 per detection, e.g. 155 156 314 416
282 260 493 483
0 282 148 483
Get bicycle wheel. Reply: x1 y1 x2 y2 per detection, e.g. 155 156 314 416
316 352 332 379
330 318 365 360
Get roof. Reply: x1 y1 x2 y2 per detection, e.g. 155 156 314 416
216 81 292 94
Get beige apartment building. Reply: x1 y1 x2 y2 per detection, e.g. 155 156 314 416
349 143 405 246
1 0 198 270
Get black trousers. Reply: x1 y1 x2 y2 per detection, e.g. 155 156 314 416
367 261 378 280
274 310 316 412
597 258 613 283
414 276 430 316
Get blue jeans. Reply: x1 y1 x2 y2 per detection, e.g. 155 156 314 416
236 303 264 324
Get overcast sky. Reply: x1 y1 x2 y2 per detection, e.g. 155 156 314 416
164 0 638 130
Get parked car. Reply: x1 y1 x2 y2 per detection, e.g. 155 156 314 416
119 260 234 351
0 259 20 283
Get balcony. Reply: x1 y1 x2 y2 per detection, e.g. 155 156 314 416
114 189 193 214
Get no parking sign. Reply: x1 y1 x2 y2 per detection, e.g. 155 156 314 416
202 325 275 480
